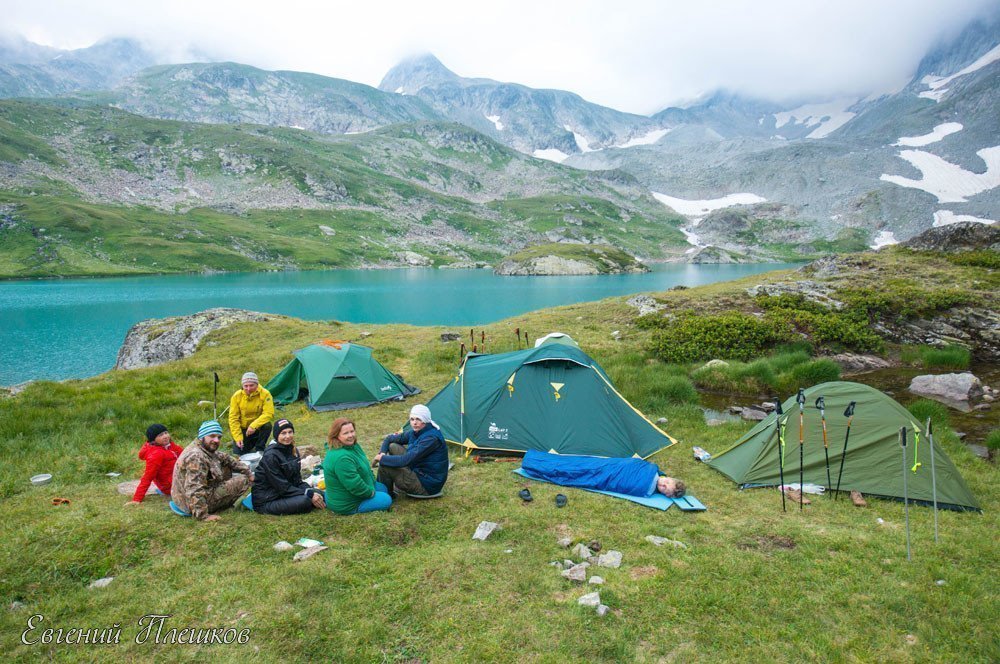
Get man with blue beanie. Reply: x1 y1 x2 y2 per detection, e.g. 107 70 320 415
172 420 253 521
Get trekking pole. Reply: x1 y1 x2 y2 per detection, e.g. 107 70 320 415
481 331 485 354
460 342 466 361
515 327 521 349
926 418 939 543
774 398 786 513
900 426 911 561
834 401 856 501
213 372 220 420
797 388 805 511
816 396 832 496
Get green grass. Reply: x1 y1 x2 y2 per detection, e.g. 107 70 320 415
913 344 972 370
985 430 1000 451
0 252 997 662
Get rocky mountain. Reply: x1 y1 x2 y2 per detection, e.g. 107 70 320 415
101 62 443 134
378 54 663 160
0 36 156 98
0 98 686 277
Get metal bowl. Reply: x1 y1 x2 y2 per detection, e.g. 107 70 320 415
30 473 53 485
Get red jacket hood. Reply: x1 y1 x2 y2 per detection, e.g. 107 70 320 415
139 440 180 460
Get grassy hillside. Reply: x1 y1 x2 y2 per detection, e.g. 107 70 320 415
0 99 687 278
0 251 996 661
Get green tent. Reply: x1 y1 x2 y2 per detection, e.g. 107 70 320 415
422 338 675 457
707 381 980 511
266 341 419 411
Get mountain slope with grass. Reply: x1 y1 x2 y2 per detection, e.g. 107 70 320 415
0 99 687 278
0 248 996 661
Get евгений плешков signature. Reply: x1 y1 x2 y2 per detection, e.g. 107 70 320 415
21 614 252 646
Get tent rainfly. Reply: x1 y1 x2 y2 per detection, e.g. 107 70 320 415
266 341 419 411
422 336 675 457
707 381 980 511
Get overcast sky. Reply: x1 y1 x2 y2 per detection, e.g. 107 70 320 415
2 0 997 114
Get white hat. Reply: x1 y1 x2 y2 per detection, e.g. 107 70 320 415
409 404 437 429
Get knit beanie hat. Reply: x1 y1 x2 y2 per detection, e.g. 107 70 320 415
198 420 223 439
145 423 168 443
273 418 295 441
241 372 259 385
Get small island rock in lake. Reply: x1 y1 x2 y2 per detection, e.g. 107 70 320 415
494 243 649 276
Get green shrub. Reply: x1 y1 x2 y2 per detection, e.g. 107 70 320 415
755 293 829 314
838 284 972 320
647 312 786 363
945 250 1000 269
764 309 884 353
985 429 1000 451
773 340 815 356
919 344 971 370
907 399 951 430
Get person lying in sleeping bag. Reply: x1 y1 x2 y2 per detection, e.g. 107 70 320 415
520 449 685 498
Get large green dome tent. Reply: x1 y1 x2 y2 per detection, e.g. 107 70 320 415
266 340 419 411
706 381 980 511
421 336 675 457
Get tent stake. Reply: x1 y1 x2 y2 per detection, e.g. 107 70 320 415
900 426 911 561
834 401 856 500
927 418 939 543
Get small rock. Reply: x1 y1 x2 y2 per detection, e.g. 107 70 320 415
561 564 588 582
504 549 513 554
588 576 605 585
908 372 983 405
577 592 601 608
596 604 610 617
876 518 885 525
973 403 990 411
905 634 918 646
759 402 776 412
273 541 294 552
588 540 602 553
982 394 994 402
292 545 328 562
105 472 122 477
935 579 946 586
572 543 593 560
741 408 767 421
656 417 668 424
645 535 687 549
563 559 575 568
557 537 572 548
88 577 114 589
955 432 967 440
472 521 501 541
10 601 26 611
597 550 623 569
440 333 460 342
704 359 729 369
549 561 563 569
966 444 989 460
611 330 622 341
728 406 744 415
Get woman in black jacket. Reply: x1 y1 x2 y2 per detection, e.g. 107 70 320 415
251 419 325 515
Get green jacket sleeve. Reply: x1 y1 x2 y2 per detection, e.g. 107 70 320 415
249 389 275 431
228 392 243 442
333 456 375 498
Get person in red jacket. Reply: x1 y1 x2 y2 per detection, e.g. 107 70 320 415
125 424 183 505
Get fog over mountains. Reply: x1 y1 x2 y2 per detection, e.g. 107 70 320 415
0 8 997 265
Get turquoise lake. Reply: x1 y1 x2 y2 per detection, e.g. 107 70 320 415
0 263 796 385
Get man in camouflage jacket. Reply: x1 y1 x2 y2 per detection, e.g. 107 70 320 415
172 420 253 521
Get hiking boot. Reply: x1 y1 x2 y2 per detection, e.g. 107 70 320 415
785 488 811 505
518 488 533 502
555 493 568 508
850 490 867 507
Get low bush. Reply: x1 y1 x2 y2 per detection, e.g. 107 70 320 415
647 312 786 363
945 250 1000 269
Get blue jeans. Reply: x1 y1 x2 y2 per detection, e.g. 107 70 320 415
355 481 392 514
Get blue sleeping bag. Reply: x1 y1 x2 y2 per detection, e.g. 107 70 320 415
520 449 658 497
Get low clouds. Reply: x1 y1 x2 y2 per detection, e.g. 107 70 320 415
2 0 997 114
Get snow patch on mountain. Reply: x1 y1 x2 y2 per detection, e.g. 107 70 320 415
614 128 671 148
651 192 767 216
394 86 404 94
533 148 570 163
919 43 1000 102
773 98 856 139
564 125 595 153
894 123 963 147
486 114 504 131
679 226 703 248
932 210 997 227
870 231 899 249
880 146 1000 203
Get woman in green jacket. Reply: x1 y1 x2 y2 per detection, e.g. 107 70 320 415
323 418 392 515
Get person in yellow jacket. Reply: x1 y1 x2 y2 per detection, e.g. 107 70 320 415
228 371 275 455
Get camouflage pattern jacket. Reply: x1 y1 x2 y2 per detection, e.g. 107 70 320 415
171 441 250 519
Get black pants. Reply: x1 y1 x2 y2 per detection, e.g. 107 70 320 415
256 493 314 516
233 422 272 455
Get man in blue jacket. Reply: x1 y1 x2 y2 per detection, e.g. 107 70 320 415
373 405 448 497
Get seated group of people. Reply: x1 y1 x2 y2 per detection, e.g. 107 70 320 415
128 370 685 520
127 371 449 521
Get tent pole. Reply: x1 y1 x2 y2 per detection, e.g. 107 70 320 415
900 427 911 561
927 418 939 543
834 401 856 501
796 389 805 512
774 398 786 513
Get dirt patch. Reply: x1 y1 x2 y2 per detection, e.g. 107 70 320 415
629 565 659 580
737 535 796 552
